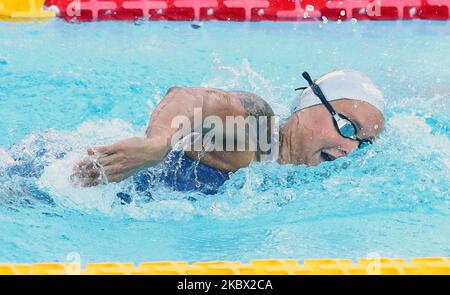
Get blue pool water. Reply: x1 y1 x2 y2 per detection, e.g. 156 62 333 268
0 20 449 264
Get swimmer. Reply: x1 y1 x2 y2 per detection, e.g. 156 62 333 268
72 70 385 194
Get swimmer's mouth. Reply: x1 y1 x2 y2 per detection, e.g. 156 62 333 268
321 151 336 162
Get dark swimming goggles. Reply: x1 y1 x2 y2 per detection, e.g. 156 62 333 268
297 72 372 148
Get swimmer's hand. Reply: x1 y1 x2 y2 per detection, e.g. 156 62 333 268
71 137 168 187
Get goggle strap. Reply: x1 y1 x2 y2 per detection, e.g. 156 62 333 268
294 86 307 91
302 72 337 116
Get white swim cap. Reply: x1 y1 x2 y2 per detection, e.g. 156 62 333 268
291 69 385 116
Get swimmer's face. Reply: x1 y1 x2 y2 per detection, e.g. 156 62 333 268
287 99 385 166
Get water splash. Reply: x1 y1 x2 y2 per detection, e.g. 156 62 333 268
0 105 448 222
202 57 293 116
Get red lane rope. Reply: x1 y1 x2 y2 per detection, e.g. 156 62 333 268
44 0 450 22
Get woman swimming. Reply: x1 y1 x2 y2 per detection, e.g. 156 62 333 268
70 69 385 195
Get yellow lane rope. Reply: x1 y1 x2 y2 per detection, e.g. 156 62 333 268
1 258 449 275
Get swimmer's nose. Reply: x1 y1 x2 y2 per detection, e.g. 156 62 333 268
325 140 359 161
338 140 359 156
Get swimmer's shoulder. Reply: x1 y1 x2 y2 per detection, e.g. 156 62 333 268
167 87 274 117
230 90 274 118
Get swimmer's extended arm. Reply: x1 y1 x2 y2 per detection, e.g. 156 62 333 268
72 87 246 186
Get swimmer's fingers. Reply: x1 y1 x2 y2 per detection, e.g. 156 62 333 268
105 174 124 183
73 159 93 172
101 164 130 183
70 168 100 184
73 143 129 186
71 161 106 187
70 161 89 182
102 165 123 179
89 145 116 156
79 166 101 179
73 160 97 175
105 171 128 183
96 153 119 167
72 171 105 187
75 163 122 185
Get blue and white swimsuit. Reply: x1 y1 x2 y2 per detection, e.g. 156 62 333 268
130 150 231 196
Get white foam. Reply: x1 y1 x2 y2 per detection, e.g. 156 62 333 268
34 119 140 213
0 149 13 168
37 151 125 213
